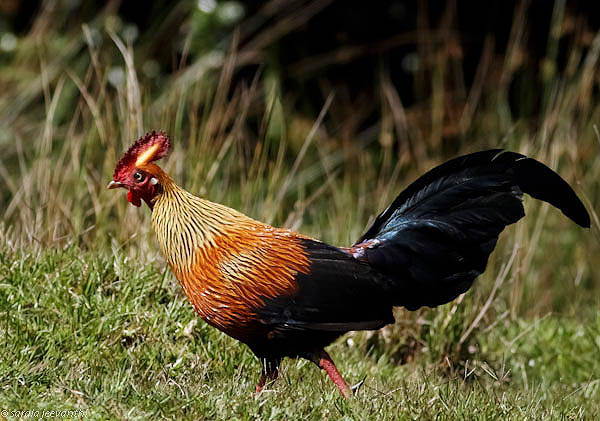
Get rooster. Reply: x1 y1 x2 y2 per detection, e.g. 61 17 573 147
108 131 590 398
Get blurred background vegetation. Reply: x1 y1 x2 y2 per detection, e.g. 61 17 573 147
1 0 599 396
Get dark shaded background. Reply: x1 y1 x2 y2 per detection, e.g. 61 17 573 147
3 0 599 145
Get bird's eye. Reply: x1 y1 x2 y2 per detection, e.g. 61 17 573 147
133 172 145 182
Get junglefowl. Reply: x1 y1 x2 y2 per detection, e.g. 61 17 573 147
108 131 590 398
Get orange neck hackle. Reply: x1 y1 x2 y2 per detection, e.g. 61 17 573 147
149 173 311 341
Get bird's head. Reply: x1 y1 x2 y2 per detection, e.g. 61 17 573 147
108 131 170 209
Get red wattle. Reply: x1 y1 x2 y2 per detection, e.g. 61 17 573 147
127 190 141 207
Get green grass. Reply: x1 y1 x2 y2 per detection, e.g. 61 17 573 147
1 247 599 420
1 1 600 419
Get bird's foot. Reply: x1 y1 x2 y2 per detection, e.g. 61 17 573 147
255 381 265 395
255 359 280 395
350 376 366 394
311 350 352 398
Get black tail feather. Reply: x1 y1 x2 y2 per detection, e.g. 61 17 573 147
510 153 590 228
357 150 589 310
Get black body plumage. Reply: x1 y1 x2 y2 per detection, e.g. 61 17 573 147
255 150 589 359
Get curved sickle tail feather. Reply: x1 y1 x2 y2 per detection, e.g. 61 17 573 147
357 150 590 310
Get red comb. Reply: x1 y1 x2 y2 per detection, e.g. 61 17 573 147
113 131 170 179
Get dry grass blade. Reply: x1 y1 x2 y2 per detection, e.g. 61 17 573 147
269 91 335 222
459 242 520 346
107 28 144 138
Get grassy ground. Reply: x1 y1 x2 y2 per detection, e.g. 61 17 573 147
1 247 599 420
1 1 600 419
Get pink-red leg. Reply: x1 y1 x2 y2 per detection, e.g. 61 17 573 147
255 358 280 394
311 350 352 398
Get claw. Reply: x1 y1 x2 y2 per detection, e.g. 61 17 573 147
350 376 366 394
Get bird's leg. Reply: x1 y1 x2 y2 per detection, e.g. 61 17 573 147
310 350 352 398
255 358 281 394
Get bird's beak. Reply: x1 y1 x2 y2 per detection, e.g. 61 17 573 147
107 180 125 190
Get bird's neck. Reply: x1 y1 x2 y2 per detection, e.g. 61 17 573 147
150 176 259 276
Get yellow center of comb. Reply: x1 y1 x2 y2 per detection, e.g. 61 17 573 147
135 143 161 167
